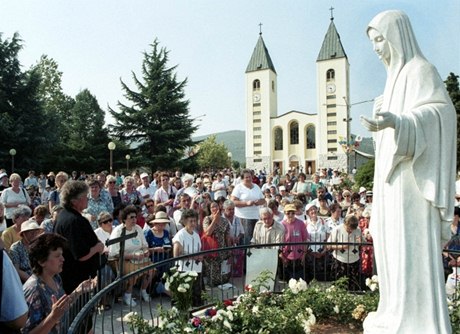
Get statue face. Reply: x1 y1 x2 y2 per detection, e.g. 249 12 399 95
368 28 390 64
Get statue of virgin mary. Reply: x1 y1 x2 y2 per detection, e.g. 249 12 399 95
361 10 456 334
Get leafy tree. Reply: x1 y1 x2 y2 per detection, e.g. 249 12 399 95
444 72 460 172
64 89 110 172
354 159 375 190
33 54 75 171
109 39 197 171
196 135 230 170
0 33 52 174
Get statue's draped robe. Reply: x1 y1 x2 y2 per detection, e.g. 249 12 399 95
363 10 456 334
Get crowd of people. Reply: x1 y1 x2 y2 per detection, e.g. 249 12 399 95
0 166 377 333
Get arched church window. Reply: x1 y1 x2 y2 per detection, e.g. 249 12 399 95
326 69 335 81
290 122 299 145
274 127 283 150
306 125 316 149
253 79 260 91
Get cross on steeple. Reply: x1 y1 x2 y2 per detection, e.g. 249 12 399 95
329 6 334 20
259 22 263 35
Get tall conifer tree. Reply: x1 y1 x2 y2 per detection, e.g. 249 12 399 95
109 39 197 170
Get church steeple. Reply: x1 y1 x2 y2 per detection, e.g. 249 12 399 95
317 19 347 61
246 34 276 73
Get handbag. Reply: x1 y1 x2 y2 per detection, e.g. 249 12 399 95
201 234 219 258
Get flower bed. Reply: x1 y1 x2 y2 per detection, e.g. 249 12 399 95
127 271 460 333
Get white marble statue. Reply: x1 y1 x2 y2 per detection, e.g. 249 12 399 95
360 10 456 334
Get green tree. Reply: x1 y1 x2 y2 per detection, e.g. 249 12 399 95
444 72 460 172
0 33 52 174
33 54 75 171
354 159 375 190
196 135 230 170
64 89 110 172
109 39 197 170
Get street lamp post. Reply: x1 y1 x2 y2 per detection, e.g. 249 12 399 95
338 97 374 173
125 154 131 172
9 149 16 173
108 142 116 175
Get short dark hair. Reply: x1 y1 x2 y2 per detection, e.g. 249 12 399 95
330 203 342 213
181 209 198 225
121 205 138 222
29 233 67 275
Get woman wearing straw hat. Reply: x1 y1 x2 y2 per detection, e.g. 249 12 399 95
145 211 172 296
10 218 44 283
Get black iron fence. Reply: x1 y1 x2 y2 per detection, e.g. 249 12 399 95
67 238 375 334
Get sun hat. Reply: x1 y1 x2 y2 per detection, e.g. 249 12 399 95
359 187 367 193
0 172 7 179
366 191 373 197
342 190 351 197
19 219 43 236
140 172 149 179
279 186 286 191
305 203 317 213
284 203 297 212
152 211 170 224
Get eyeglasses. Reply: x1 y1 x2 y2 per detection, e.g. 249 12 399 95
127 215 137 220
100 218 113 224
146 204 154 208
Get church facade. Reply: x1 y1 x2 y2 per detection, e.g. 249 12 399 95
245 17 351 174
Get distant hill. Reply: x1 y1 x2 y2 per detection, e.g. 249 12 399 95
192 130 375 166
193 130 245 163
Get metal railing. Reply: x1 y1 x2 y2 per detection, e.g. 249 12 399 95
67 239 374 333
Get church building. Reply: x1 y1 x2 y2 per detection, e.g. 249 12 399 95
245 14 351 174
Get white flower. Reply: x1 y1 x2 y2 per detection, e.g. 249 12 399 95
164 282 170 291
252 306 259 314
371 275 378 282
227 310 234 321
177 285 187 293
184 328 193 333
169 276 175 284
123 311 137 322
184 276 193 282
224 320 232 330
365 278 371 287
369 283 378 292
297 278 308 291
302 319 312 333
183 283 190 290
180 272 188 278
333 305 340 314
188 271 198 277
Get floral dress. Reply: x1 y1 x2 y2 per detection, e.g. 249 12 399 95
202 216 230 286
23 274 67 334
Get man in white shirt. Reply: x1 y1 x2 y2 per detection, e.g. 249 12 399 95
251 207 285 245
137 173 156 201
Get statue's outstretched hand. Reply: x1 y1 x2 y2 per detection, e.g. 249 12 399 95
360 112 396 132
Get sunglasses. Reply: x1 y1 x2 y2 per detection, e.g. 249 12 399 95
100 218 113 224
108 181 116 184
127 215 137 220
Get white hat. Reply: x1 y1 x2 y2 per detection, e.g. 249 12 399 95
19 219 43 236
152 211 170 224
279 186 286 191
140 172 149 179
0 172 7 179
359 187 367 193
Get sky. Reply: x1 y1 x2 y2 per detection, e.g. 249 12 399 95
0 1 459 138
